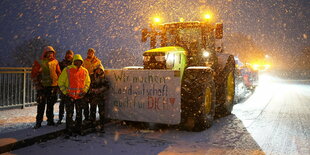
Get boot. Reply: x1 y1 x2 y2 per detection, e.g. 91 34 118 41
33 123 41 129
96 124 105 133
47 121 55 126
56 119 62 125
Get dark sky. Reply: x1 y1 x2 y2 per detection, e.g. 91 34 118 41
0 0 309 69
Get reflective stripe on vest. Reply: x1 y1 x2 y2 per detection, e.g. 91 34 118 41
67 67 87 99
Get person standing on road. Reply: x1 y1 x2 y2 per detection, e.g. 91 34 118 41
57 50 74 125
31 46 61 129
58 54 90 135
82 48 103 123
87 65 109 132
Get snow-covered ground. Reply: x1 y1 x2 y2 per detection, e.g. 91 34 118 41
0 103 61 133
1 75 310 155
8 115 263 155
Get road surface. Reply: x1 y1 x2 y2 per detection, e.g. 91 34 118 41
10 74 310 155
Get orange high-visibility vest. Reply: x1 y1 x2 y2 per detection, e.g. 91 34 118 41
67 67 87 99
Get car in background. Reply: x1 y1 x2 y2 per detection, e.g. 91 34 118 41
234 56 259 103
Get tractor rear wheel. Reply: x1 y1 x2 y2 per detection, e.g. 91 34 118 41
192 82 216 131
181 68 215 131
216 64 235 117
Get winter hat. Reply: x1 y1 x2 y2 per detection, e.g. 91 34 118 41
44 46 56 53
88 48 96 53
66 50 74 55
94 64 104 72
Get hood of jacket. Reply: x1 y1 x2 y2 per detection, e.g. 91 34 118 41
94 64 104 72
41 46 56 60
73 54 84 64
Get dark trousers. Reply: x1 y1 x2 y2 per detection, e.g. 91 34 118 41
90 97 105 125
58 94 66 121
65 97 83 133
36 86 57 125
83 102 90 120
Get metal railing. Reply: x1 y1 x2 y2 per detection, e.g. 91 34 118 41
0 67 36 109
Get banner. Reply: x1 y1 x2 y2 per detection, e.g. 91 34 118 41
105 69 181 124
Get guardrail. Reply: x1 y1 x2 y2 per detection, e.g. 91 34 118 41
0 67 36 109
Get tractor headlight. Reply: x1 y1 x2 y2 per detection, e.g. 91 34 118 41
203 51 210 57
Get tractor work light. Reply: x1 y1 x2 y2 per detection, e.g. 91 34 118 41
204 14 212 20
153 17 161 24
203 51 211 57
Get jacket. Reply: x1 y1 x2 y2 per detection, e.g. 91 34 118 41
83 56 103 75
58 54 90 99
59 59 73 71
88 65 109 98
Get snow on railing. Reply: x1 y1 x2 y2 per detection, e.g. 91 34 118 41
0 67 36 109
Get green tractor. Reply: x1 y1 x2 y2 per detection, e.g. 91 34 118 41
140 21 236 131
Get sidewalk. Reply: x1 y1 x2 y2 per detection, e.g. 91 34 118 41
0 103 66 154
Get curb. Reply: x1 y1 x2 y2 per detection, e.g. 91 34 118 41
0 125 66 154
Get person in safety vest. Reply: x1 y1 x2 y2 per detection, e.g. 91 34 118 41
57 50 74 125
58 54 90 136
82 48 103 122
31 46 61 129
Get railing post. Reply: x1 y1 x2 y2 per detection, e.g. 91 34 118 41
22 68 26 109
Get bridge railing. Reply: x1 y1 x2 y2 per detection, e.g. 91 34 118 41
0 67 36 109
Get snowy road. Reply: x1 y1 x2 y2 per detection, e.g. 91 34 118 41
9 74 310 155
233 74 310 155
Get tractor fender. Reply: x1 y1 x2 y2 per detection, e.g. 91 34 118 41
214 53 236 117
215 53 235 84
216 53 235 72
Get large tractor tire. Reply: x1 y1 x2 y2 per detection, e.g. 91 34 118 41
181 67 216 131
215 56 236 118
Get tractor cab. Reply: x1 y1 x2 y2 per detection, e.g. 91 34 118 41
142 21 223 68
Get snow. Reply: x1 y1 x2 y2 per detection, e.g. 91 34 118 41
7 116 264 155
0 103 61 134
1 106 264 155
1 74 310 155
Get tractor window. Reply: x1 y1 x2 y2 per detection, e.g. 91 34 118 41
165 27 202 50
